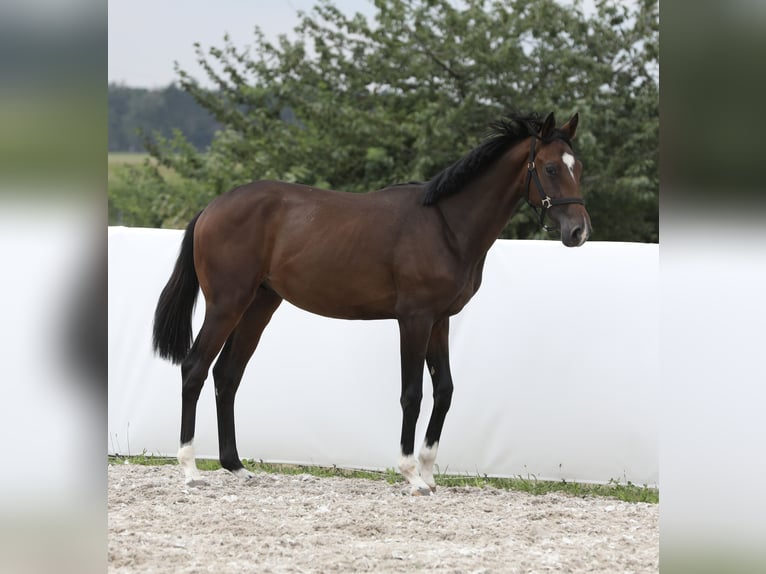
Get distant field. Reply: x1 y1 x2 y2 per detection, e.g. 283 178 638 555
108 152 148 180
108 152 182 184
109 152 148 163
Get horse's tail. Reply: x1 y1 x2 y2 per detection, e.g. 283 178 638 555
152 211 202 364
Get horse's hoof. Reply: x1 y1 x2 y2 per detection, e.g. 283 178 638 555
185 478 207 487
428 484 437 493
230 468 255 481
411 486 433 497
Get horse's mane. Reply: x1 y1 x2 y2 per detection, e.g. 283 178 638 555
422 112 571 205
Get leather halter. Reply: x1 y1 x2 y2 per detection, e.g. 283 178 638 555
525 137 585 231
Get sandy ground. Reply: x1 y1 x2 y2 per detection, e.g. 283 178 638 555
108 464 658 573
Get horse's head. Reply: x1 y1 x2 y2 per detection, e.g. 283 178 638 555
526 112 592 247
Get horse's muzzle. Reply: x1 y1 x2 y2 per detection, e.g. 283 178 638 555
561 212 592 247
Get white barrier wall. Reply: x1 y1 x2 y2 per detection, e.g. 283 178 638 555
108 227 658 486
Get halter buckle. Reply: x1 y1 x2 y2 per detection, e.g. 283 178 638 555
541 196 552 209
527 161 535 171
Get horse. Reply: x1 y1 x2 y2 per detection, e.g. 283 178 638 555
152 111 592 495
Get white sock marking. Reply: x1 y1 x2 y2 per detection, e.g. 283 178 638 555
562 152 576 181
399 451 432 494
178 442 205 486
418 441 439 490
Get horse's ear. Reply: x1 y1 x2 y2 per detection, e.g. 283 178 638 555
540 112 556 139
562 112 579 140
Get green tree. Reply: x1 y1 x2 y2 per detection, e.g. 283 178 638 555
113 0 658 241
108 83 220 151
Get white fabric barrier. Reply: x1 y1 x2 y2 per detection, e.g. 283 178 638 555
108 227 658 486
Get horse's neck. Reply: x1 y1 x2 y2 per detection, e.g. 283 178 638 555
436 144 527 261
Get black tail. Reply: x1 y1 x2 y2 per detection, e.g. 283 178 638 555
152 212 202 364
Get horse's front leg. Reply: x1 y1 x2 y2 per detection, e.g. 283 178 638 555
419 317 453 492
397 316 433 496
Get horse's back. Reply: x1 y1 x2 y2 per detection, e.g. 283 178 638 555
203 180 423 221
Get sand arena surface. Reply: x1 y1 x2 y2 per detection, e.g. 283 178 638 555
108 464 658 573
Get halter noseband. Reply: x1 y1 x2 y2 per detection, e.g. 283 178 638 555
525 136 585 231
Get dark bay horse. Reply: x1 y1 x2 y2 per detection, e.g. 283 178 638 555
152 111 592 495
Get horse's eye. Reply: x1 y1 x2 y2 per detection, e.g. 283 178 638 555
545 164 557 176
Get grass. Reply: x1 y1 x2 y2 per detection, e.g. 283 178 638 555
108 152 149 178
108 152 182 182
108 152 149 164
108 454 658 504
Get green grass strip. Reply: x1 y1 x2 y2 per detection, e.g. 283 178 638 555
108 454 658 504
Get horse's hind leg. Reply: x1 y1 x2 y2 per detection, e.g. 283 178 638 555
419 317 454 492
178 302 248 486
212 287 283 479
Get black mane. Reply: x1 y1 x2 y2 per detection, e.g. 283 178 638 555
422 112 571 205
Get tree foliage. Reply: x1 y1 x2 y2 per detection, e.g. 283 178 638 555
108 83 220 151
113 0 658 241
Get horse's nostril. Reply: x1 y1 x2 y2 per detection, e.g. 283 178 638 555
571 227 583 242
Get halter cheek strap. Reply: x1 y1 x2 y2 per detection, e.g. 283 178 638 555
525 137 585 231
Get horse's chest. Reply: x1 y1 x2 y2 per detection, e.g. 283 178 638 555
444 274 482 315
446 282 478 315
445 258 486 315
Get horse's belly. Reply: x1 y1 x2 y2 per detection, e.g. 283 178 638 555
266 269 397 320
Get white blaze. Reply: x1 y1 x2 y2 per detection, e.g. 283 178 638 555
562 152 576 181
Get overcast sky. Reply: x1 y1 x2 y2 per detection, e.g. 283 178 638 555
108 0 378 88
108 0 598 89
